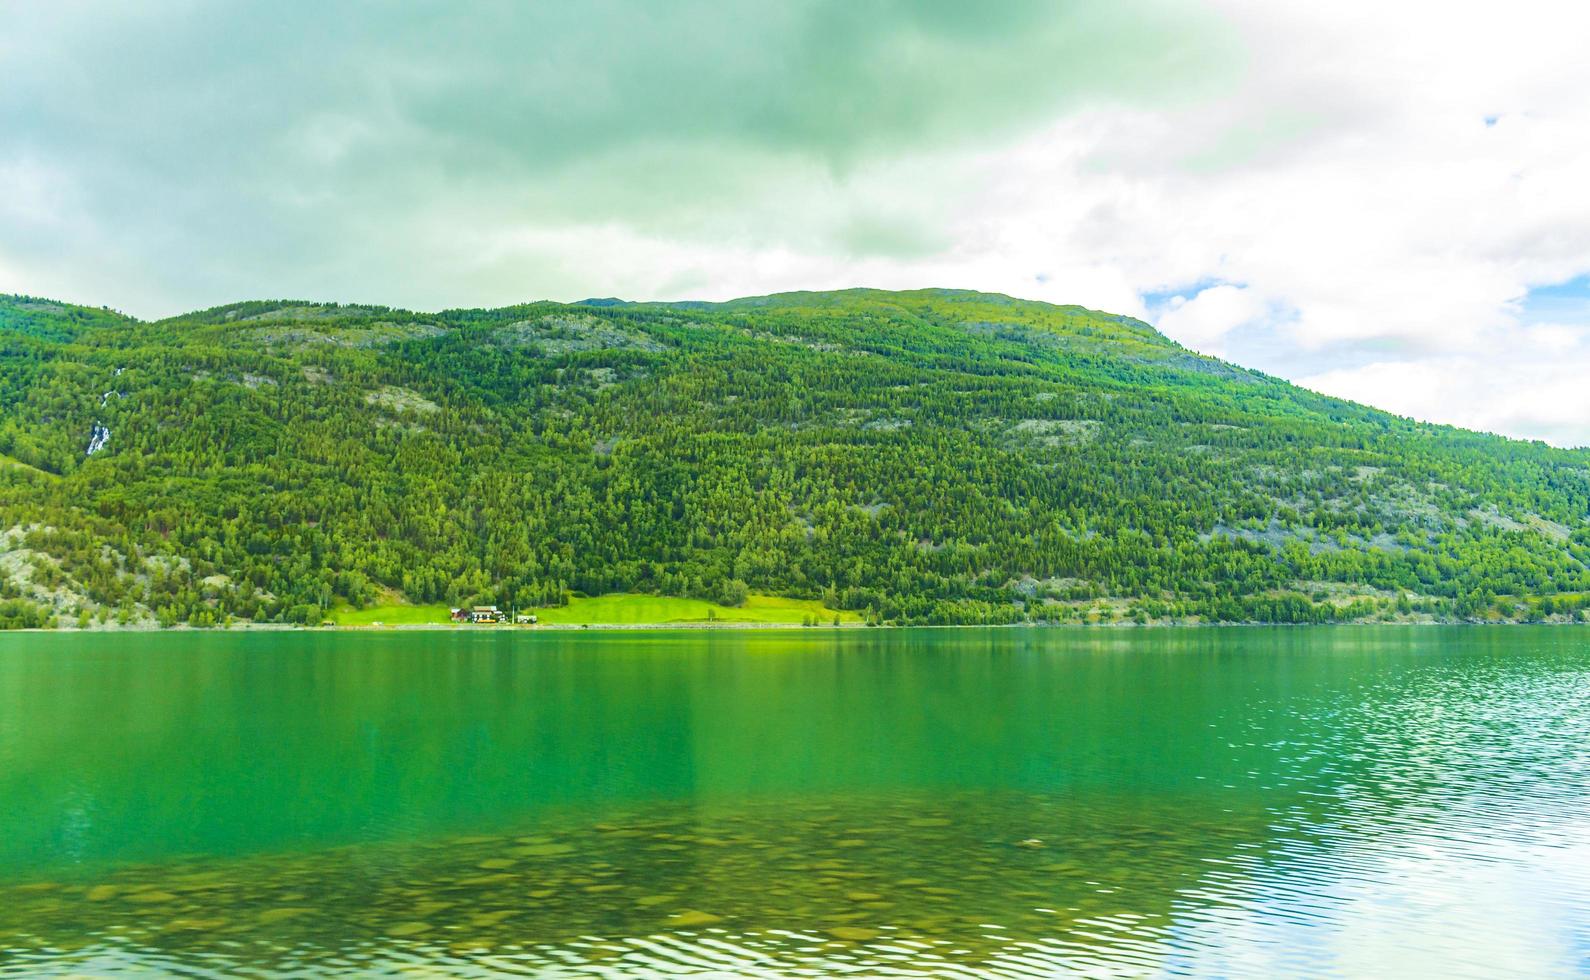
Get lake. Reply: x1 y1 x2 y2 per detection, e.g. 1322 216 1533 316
1 627 1587 977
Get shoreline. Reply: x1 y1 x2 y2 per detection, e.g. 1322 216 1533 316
0 618 1582 634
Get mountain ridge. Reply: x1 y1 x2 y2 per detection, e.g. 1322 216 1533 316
2 287 1586 628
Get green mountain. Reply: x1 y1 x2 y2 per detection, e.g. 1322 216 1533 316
3 288 1588 628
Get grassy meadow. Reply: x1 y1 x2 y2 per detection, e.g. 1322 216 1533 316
534 594 859 626
327 594 858 627
327 603 453 626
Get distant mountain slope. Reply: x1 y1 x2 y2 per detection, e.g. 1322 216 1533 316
2 289 1588 628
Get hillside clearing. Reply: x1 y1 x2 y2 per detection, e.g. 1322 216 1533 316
327 595 858 627
533 594 858 625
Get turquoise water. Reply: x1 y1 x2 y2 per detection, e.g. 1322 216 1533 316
1 627 1588 976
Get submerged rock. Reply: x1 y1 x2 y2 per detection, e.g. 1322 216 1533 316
635 894 677 907
165 917 227 931
514 843 574 858
666 910 723 927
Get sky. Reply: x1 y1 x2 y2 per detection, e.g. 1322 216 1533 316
4 1 1590 445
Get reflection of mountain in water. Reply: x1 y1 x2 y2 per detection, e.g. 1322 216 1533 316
1 626 1587 975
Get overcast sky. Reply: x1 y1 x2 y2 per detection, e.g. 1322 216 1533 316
4 1 1590 444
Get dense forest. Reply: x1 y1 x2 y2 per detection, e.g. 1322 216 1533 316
3 288 1589 628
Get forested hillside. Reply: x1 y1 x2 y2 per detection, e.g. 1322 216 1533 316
3 288 1589 628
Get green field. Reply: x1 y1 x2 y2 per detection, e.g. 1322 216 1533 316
327 602 453 626
532 594 859 626
327 594 857 627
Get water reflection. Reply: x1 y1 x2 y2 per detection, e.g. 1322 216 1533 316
1 626 1588 976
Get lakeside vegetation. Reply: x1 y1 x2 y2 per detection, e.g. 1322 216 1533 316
533 594 858 626
325 594 857 627
327 602 454 627
5 288 1590 629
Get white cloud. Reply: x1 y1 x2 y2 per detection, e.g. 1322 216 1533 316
1523 324 1586 354
1301 352 1590 446
917 0 1590 441
1153 284 1271 353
